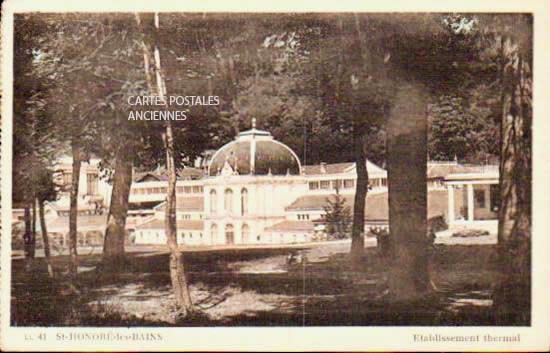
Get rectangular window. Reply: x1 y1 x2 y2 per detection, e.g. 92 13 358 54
309 181 319 190
192 186 201 193
344 179 355 189
86 173 98 195
184 186 192 193
177 186 184 193
161 187 167 193
381 178 387 187
332 180 342 190
320 180 330 189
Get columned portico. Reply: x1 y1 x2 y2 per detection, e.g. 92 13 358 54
444 170 499 228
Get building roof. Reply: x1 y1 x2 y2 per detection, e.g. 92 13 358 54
135 219 204 231
154 197 204 212
128 201 164 210
286 190 448 221
178 167 206 180
427 161 498 179
208 126 301 176
134 168 205 182
134 172 168 182
264 220 315 232
303 162 354 175
444 171 499 181
303 160 386 176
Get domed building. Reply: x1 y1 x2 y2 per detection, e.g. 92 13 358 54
208 119 301 177
203 119 310 245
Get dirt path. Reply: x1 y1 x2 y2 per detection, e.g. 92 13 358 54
11 237 510 326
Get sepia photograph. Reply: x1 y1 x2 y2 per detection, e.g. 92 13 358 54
1 1 548 351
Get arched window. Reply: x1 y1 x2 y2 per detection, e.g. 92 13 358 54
210 223 218 244
210 189 217 214
242 223 250 243
241 188 248 216
224 188 233 213
225 224 234 244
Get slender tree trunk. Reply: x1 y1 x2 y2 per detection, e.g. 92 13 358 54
351 131 368 258
136 12 193 315
102 154 133 269
68 141 82 277
23 206 33 270
386 82 430 300
39 199 55 278
350 14 370 258
31 197 37 258
164 126 193 315
494 32 532 324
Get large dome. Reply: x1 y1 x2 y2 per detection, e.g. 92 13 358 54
208 125 301 177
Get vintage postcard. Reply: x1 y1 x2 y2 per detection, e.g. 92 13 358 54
1 0 549 351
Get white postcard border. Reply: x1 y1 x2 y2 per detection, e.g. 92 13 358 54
1 0 549 351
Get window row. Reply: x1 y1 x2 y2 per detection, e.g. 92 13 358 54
308 177 387 191
131 185 203 195
309 179 355 190
209 188 248 215
210 223 254 244
297 214 310 220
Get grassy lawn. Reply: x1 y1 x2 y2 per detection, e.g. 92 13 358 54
10 240 527 326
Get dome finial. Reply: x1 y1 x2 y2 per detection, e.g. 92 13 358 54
252 117 257 129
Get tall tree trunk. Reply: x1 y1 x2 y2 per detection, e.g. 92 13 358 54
494 32 532 324
163 126 193 315
136 12 193 315
386 82 430 300
350 131 368 258
68 141 82 277
102 154 133 269
39 199 55 278
350 14 370 258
